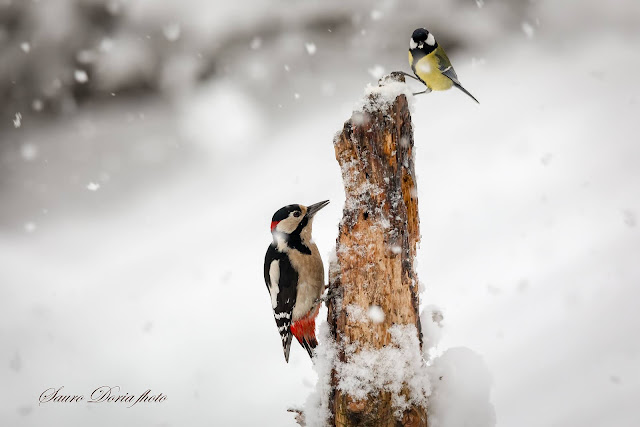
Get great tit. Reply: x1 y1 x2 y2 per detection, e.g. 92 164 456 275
407 27 479 103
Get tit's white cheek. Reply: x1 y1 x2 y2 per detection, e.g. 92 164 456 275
426 33 435 46
409 38 418 49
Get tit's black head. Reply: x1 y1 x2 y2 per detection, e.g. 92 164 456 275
410 27 437 53
412 28 429 42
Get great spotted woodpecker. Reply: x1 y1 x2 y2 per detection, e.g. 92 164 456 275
264 200 329 362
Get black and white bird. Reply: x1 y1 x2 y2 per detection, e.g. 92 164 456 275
263 200 329 362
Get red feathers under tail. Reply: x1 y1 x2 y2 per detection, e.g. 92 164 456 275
290 305 320 359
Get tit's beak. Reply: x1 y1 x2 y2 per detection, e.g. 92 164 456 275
306 200 330 217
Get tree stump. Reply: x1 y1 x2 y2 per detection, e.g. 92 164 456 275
327 73 427 426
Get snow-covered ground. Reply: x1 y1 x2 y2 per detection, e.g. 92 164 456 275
1 1 640 426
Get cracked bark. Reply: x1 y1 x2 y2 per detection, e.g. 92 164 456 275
326 73 427 427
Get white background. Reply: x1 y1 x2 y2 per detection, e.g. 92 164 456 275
1 0 639 425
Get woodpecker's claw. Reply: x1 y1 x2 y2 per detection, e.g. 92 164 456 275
316 286 341 305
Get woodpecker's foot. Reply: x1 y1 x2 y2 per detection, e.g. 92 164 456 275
287 408 305 426
317 286 341 305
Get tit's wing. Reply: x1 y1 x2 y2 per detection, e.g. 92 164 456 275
435 48 480 104
434 48 457 81
264 244 298 362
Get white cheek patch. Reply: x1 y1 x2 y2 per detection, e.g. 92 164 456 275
269 260 280 309
409 38 418 49
426 33 435 46
277 217 298 234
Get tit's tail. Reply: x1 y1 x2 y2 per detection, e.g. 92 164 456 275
454 83 480 104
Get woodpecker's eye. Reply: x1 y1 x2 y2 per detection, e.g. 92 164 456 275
293 211 301 218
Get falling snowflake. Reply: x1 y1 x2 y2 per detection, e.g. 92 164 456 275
76 49 96 64
74 69 88 84
163 23 181 42
250 37 262 50
370 10 383 21
106 0 121 15
100 38 114 52
13 113 22 128
87 182 101 191
305 42 317 55
540 153 553 166
367 305 385 324
32 99 44 111
368 65 385 80
622 210 637 227
24 222 36 233
20 42 30 53
20 143 38 161
522 22 535 39
471 57 487 68
321 81 336 96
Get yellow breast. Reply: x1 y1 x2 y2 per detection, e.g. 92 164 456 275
409 51 453 91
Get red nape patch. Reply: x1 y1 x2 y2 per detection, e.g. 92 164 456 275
291 305 320 348
270 221 279 232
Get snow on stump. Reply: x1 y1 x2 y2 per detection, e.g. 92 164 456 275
326 72 429 426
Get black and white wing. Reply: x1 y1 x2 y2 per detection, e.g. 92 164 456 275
264 244 298 362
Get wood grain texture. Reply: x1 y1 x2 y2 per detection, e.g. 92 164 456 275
327 73 427 427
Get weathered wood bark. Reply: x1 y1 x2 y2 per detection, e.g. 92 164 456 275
327 73 426 426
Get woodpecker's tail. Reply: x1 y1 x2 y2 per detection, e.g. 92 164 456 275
298 336 316 359
290 306 320 360
282 333 293 363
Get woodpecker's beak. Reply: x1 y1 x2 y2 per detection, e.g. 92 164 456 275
306 200 330 217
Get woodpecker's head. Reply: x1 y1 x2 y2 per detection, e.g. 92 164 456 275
270 200 329 245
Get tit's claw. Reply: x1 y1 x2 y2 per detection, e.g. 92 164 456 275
397 71 423 83
412 87 432 96
393 71 430 96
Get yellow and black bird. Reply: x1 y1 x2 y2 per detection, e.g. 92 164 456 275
407 27 479 103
